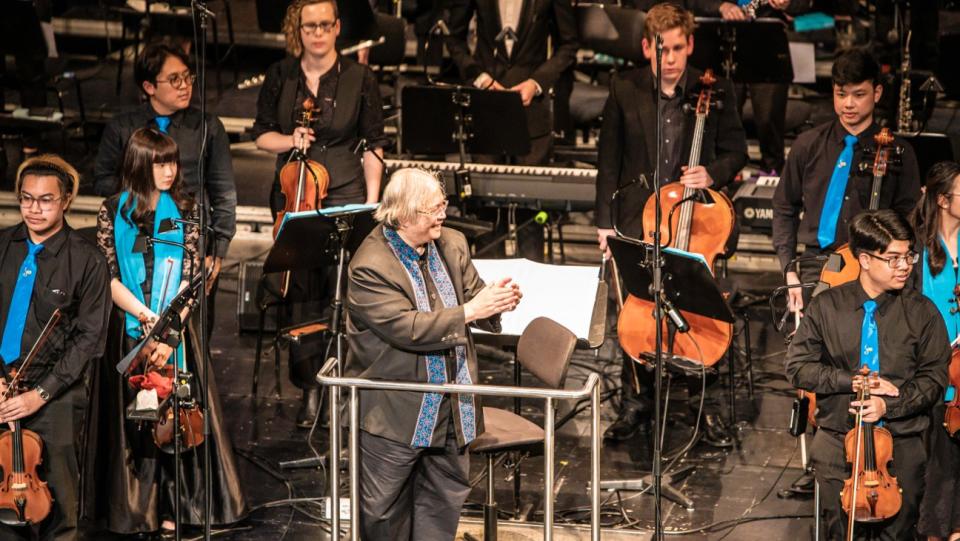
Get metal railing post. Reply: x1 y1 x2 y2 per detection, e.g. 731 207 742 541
329 380 340 539
543 397 554 541
591 379 601 541
350 386 360 541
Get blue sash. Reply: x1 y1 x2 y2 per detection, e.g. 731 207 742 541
114 191 184 340
922 236 960 402
383 226 477 448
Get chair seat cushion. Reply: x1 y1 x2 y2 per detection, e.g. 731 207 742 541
470 407 544 453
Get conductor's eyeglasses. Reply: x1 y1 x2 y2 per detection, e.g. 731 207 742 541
418 200 448 218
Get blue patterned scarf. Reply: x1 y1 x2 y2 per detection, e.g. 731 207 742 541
383 226 477 448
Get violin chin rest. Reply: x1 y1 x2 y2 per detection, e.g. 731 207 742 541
0 507 27 527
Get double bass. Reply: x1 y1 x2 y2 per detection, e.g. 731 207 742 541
274 97 331 297
840 367 902 540
0 310 60 526
617 69 735 366
819 128 897 287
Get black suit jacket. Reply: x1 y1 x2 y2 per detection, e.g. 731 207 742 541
595 67 748 237
445 0 579 138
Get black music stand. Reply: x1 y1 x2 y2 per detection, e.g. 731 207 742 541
690 18 794 84
604 237 734 510
401 85 530 205
576 3 646 64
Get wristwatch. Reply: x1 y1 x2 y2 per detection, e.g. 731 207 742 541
35 386 50 402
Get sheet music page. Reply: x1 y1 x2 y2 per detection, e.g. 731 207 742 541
472 259 599 339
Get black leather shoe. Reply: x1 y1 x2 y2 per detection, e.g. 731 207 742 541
701 413 734 448
604 408 650 441
790 469 815 493
296 387 321 428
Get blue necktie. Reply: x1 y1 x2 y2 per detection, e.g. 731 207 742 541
859 299 882 425
817 134 858 248
155 115 171 134
0 240 44 364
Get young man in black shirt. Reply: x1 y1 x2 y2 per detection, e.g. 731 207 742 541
772 49 920 312
94 44 237 308
0 155 111 540
785 209 949 540
596 4 748 446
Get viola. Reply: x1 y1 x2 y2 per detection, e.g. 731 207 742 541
617 69 735 367
819 128 897 288
274 97 331 297
944 347 960 438
0 310 60 526
840 367 902 539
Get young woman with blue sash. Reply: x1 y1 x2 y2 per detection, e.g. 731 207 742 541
85 128 247 537
910 161 960 541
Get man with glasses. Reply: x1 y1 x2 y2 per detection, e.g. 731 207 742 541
0 155 111 541
94 43 237 314
785 209 949 540
252 0 387 426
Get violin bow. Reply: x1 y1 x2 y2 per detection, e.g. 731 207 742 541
2 309 62 400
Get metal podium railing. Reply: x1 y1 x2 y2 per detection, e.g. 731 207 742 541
316 357 602 541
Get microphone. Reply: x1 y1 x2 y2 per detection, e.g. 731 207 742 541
662 297 690 333
159 218 178 233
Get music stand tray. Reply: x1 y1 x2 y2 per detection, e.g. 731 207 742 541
690 18 794 84
401 85 531 156
264 204 378 275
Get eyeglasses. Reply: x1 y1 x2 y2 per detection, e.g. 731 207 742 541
865 251 920 269
156 71 196 89
18 193 63 211
300 20 338 35
418 200 448 218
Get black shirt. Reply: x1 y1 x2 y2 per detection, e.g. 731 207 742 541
93 103 238 259
658 73 687 186
785 280 949 437
0 224 111 399
771 119 921 270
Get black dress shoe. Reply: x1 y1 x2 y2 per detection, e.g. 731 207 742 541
604 408 650 442
296 387 321 428
701 413 734 448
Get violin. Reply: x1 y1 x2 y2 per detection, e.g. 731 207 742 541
819 128 897 288
840 367 902 539
617 70 735 367
944 285 960 438
275 97 331 297
0 310 60 527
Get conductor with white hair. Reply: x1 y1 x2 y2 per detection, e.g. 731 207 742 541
346 168 522 540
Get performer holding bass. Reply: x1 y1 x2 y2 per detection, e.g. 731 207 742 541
908 161 960 541
595 3 747 446
0 155 111 541
252 0 387 425
785 209 949 540
347 168 521 540
772 48 920 311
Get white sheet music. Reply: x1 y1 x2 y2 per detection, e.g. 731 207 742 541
472 259 599 339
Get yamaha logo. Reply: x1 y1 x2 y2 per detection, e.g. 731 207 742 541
744 207 755 220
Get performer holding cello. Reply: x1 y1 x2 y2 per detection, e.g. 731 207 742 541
772 48 920 310
0 155 111 540
252 0 387 425
785 209 949 540
908 161 960 541
595 3 747 446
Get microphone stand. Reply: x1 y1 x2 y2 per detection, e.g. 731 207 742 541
651 33 666 541
190 2 213 540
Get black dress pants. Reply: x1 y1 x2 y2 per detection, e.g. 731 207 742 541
810 429 925 541
736 82 788 174
359 426 470 541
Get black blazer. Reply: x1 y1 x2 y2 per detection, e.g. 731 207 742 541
595 66 748 238
445 0 579 138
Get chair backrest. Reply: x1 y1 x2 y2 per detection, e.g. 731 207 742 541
516 317 577 389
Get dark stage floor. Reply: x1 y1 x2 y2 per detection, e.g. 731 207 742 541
87 269 816 541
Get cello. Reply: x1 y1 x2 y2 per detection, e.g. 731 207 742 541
0 310 60 526
617 69 735 366
840 367 902 540
274 97 331 297
819 128 897 287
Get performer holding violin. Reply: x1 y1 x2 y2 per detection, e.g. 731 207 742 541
0 155 111 540
595 3 747 446
772 48 920 311
785 209 950 540
252 0 387 425
87 129 247 537
908 160 960 541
